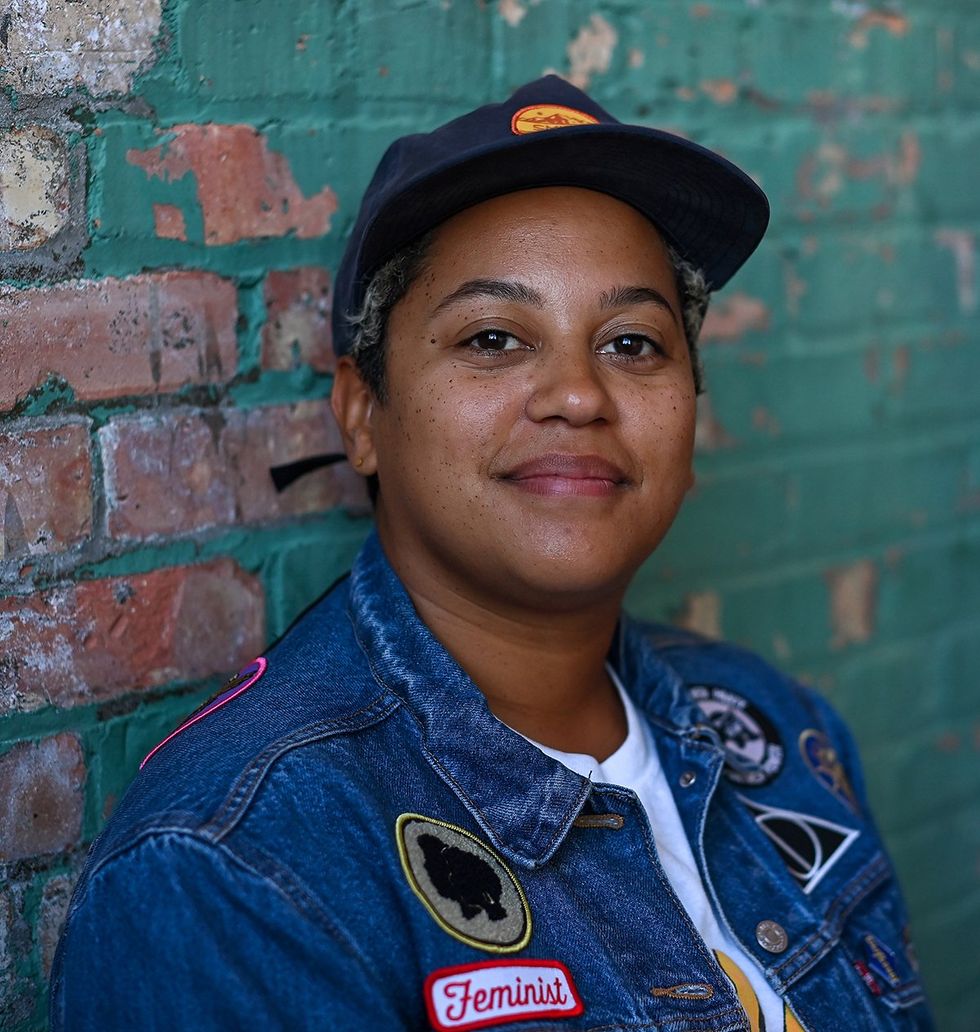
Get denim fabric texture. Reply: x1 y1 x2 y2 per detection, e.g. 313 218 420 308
50 530 934 1031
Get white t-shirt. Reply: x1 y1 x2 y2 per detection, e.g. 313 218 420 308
520 666 787 1032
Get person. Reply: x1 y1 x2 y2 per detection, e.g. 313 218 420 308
50 76 933 1031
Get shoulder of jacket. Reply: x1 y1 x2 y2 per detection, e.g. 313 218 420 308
87 576 399 868
636 619 831 722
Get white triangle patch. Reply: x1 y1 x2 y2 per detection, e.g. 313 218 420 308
738 796 860 895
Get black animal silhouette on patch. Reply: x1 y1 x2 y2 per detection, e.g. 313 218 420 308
417 833 507 922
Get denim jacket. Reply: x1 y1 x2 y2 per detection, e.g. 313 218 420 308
50 531 933 1031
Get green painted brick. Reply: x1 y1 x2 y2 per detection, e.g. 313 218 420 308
877 528 980 639
777 229 967 336
888 806 980 919
863 719 980 834
908 883 980 1005
914 115 980 219
817 615 980 746
351 2 497 105
815 637 939 745
745 9 897 106
171 0 351 106
628 552 835 662
81 699 202 838
261 512 372 640
935 618 980 718
747 436 973 549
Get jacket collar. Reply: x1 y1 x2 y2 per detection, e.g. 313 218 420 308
346 530 697 869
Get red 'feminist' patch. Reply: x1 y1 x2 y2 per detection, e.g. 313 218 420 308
425 959 583 1031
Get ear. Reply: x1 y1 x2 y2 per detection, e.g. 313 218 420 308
330 356 378 476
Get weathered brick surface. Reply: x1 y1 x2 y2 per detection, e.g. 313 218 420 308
126 124 338 245
0 560 265 712
0 880 35 1028
262 267 333 372
0 272 238 411
228 402 367 522
100 411 234 538
100 400 366 539
0 420 92 562
38 872 79 978
0 0 163 98
0 734 85 862
0 127 70 251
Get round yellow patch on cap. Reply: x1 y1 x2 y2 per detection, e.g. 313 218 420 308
510 103 599 135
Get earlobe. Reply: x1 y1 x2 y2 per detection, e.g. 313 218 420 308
330 357 379 475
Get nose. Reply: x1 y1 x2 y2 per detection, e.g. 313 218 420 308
523 345 615 427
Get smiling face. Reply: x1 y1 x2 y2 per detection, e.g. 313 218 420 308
334 186 698 614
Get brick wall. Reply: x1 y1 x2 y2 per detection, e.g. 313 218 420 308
1 2 977 1028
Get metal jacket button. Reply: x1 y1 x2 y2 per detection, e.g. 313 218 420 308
679 771 697 788
755 920 789 954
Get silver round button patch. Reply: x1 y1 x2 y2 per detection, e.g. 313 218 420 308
755 920 789 954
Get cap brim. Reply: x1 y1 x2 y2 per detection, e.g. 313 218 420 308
356 123 769 294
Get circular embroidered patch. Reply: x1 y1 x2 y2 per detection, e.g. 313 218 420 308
689 684 784 786
396 814 531 954
510 103 599 135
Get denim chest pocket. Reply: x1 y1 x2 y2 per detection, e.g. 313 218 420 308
835 866 928 1016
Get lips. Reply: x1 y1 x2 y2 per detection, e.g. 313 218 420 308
498 453 630 497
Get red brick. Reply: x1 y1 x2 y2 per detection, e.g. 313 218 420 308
100 412 235 538
0 419 92 561
0 734 84 861
126 124 338 245
0 272 238 411
100 400 368 540
152 202 188 241
262 267 334 372
226 402 368 522
0 560 265 710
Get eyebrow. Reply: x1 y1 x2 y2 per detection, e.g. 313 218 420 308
430 279 679 324
431 279 545 315
599 285 679 325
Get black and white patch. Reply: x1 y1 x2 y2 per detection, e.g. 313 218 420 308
739 796 860 894
689 685 784 786
396 814 531 953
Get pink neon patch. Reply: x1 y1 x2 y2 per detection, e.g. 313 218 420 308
139 657 267 770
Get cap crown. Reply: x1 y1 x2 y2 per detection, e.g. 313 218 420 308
332 76 769 355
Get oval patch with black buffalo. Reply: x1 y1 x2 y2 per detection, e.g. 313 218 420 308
689 684 784 787
396 814 531 954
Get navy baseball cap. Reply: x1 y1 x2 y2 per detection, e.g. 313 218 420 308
331 74 769 357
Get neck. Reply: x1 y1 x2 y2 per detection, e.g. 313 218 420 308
386 548 629 761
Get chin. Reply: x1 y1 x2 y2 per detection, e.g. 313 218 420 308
496 540 649 608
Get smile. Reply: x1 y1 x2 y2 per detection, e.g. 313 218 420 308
498 454 630 498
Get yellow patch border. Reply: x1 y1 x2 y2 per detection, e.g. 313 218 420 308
510 103 600 136
395 812 532 954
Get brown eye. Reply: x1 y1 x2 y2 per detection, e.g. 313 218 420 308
598 334 661 358
464 329 524 352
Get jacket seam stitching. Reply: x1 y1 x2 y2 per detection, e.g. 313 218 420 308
203 693 401 841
